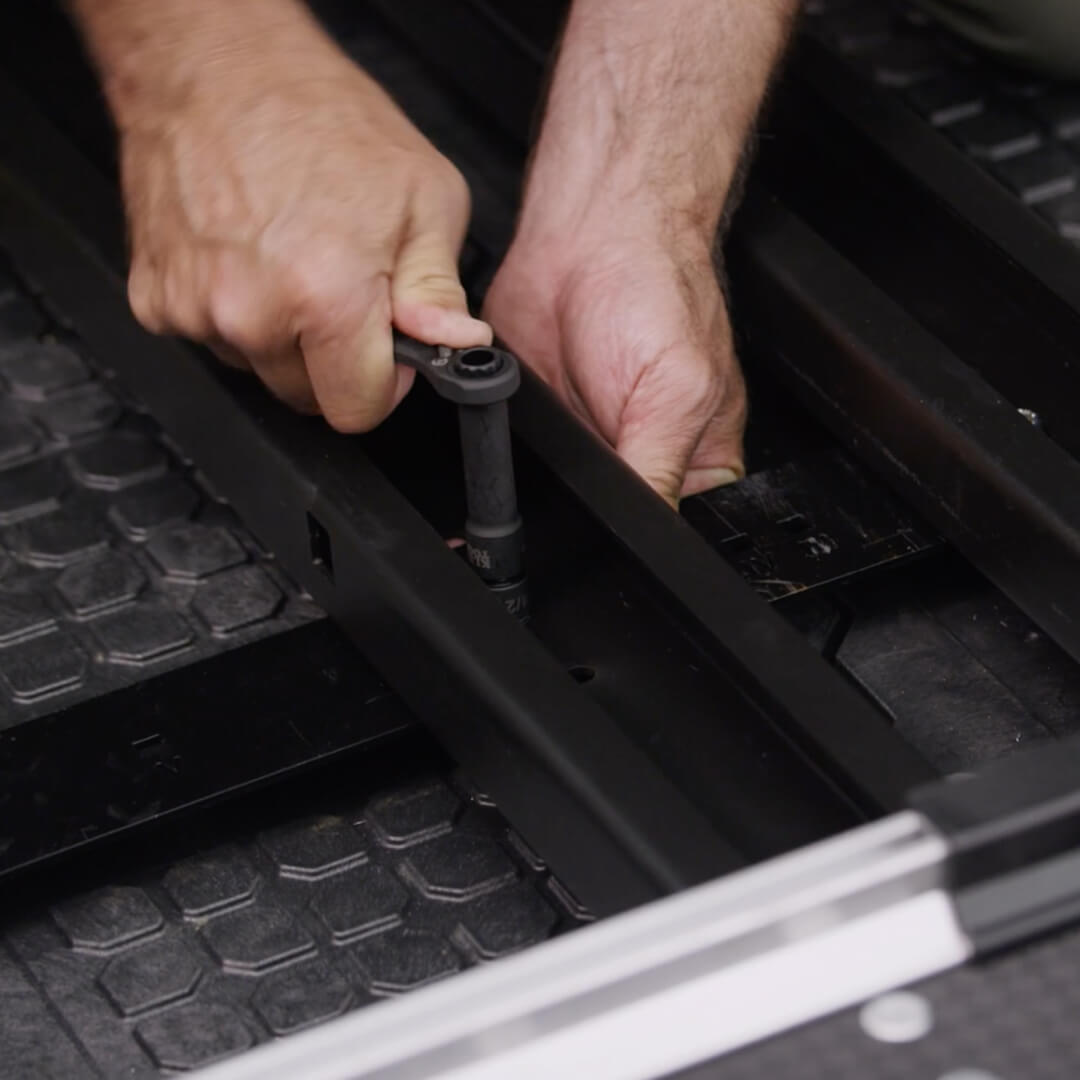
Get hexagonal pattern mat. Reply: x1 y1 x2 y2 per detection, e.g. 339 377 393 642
0 265 319 727
3 772 589 1077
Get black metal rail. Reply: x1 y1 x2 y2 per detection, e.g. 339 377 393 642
760 41 1080 470
749 36 1080 667
0 621 414 878
730 188 1080 667
0 75 935 914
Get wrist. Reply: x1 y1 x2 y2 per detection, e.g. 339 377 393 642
508 0 797 273
512 167 722 278
515 93 738 260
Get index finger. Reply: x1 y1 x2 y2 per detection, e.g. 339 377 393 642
614 347 723 507
298 271 412 433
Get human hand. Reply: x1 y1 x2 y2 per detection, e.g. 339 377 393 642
485 223 746 507
474 0 795 506
116 20 490 430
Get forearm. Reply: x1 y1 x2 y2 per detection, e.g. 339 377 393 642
519 0 798 245
67 0 350 130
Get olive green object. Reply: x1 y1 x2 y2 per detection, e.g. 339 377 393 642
917 0 1080 80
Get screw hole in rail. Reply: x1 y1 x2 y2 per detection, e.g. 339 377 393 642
307 512 334 583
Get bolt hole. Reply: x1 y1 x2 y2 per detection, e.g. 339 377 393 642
307 512 334 582
458 348 496 369
569 665 596 684
453 347 503 378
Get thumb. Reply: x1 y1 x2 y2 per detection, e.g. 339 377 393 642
392 227 492 349
615 350 722 509
681 366 748 498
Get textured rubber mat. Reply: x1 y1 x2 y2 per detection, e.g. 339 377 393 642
0 261 318 728
777 552 1080 774
1 767 587 1078
804 0 1080 247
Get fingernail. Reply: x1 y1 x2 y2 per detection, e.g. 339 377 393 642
696 467 742 490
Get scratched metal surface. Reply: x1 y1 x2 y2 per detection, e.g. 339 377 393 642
684 449 937 602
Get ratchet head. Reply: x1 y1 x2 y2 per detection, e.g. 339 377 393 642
393 333 520 406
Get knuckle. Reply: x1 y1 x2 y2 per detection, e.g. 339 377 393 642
208 285 262 350
404 269 466 303
707 347 747 415
161 271 206 340
428 153 468 200
127 268 163 333
422 157 471 224
314 373 394 435
662 347 724 417
443 162 470 209
697 374 726 416
286 247 355 310
273 383 320 416
255 359 318 415
285 259 328 311
321 403 380 435
209 342 250 371
207 257 273 349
